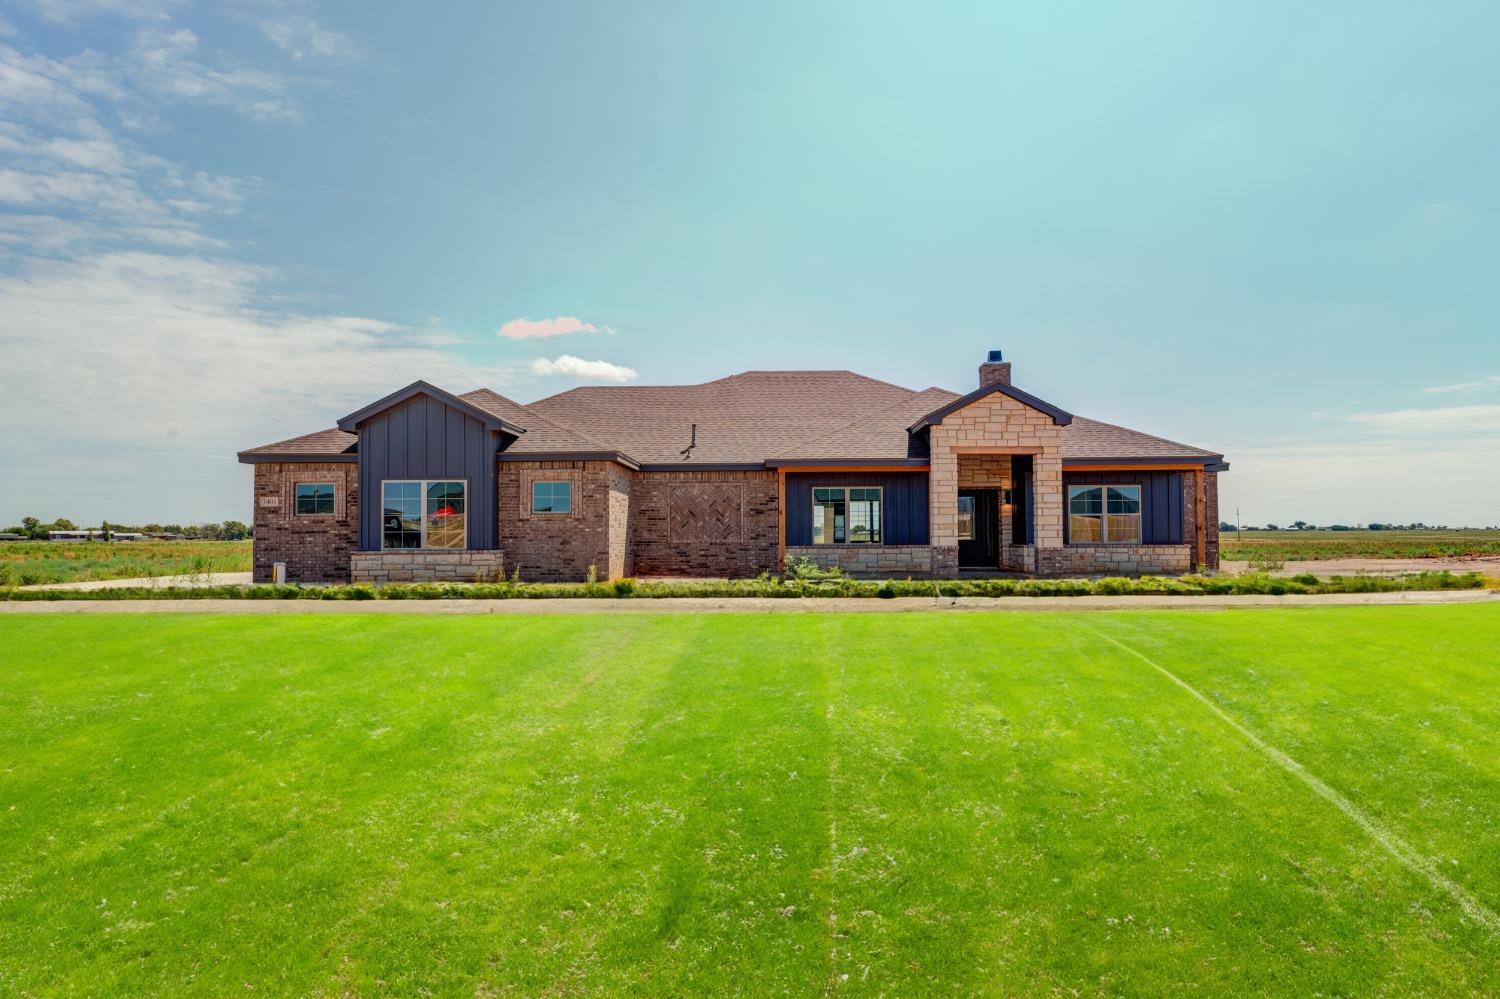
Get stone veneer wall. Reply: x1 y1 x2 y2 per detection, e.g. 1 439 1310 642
630 470 780 578
251 462 358 583
929 392 1063 577
784 545 934 578
1054 545 1193 576
497 460 631 582
351 550 508 583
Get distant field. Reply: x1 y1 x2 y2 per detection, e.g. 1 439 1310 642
0 609 1496 995
0 540 251 586
1220 529 1500 561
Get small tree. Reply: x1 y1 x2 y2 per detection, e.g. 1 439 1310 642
101 520 112 542
220 520 250 541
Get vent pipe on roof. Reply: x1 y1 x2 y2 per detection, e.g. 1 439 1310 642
680 422 697 460
979 349 1011 387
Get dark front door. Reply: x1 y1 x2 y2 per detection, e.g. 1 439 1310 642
957 489 999 568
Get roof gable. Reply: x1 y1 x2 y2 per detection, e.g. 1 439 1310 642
336 380 525 436
908 380 1073 431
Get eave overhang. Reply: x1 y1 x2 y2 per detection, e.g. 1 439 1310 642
498 450 642 471
236 451 358 465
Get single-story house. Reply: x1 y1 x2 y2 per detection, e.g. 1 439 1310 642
238 351 1227 583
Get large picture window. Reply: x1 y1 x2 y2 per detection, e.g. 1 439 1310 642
382 480 466 549
811 486 882 544
295 482 334 516
1068 485 1142 544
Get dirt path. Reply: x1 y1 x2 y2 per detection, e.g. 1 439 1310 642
2 590 1495 615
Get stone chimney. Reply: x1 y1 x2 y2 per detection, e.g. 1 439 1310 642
979 349 1011 387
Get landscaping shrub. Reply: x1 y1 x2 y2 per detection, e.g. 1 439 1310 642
0 571 1485 602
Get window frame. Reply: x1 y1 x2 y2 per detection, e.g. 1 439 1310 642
380 478 469 550
956 495 976 541
294 481 336 517
530 479 574 515
1067 483 1143 545
809 485 883 545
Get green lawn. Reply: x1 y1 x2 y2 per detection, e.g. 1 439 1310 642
1 608 1497 996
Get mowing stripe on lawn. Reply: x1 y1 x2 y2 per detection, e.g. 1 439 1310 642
1087 625 1500 935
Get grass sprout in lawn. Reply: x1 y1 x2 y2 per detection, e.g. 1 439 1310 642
1 607 1497 995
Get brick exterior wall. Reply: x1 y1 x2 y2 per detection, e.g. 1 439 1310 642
930 392 1063 578
785 544 934 578
351 550 508 583
1054 545 1193 576
497 460 632 582
629 469 780 578
251 462 358 583
1204 470 1220 570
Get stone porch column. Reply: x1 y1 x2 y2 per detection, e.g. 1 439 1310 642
928 444 959 577
1032 451 1064 574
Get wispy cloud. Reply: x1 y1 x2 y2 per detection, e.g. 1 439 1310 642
0 251 521 447
1423 374 1500 394
30 0 181 23
1349 405 1500 433
257 14 361 61
498 315 612 340
530 355 638 383
0 2 508 517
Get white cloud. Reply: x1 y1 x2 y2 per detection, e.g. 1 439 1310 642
1423 375 1500 394
257 14 360 61
1349 405 1500 433
498 315 611 340
530 355 639 383
0 251 522 448
30 0 181 23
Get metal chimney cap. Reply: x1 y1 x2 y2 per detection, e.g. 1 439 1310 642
986 349 1004 362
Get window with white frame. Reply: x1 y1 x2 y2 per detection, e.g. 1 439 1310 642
810 486 881 544
1068 484 1142 544
295 482 335 516
382 480 466 549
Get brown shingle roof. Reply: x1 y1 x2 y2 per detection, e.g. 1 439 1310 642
459 388 615 455
524 371 917 466
771 386 960 462
239 372 1224 466
1060 416 1222 461
237 428 357 461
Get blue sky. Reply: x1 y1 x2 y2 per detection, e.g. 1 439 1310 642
1 0 1497 527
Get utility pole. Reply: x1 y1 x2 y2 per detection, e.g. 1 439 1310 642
1236 508 1242 544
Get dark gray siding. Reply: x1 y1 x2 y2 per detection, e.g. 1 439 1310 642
1062 470 1183 545
356 394 502 550
785 472 929 545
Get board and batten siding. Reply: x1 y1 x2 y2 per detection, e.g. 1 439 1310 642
1062 470 1183 545
783 472 930 546
355 394 503 550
